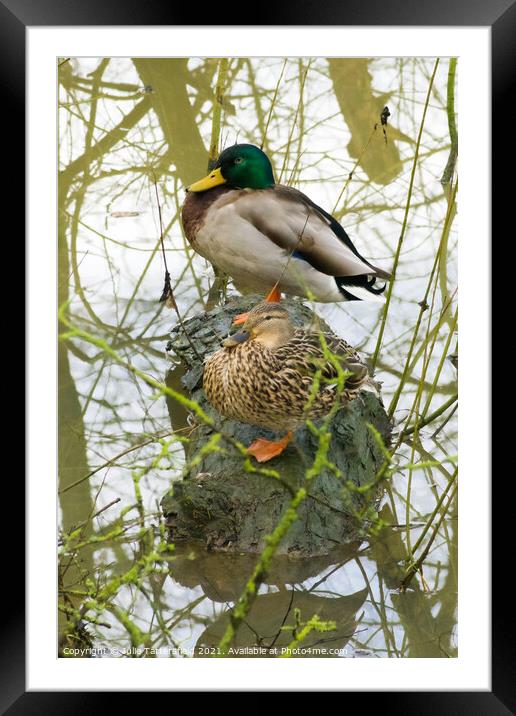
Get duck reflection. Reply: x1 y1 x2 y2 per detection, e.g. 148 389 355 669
170 541 368 657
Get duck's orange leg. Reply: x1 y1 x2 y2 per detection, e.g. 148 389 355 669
232 312 249 326
264 282 281 303
233 283 282 325
247 431 293 463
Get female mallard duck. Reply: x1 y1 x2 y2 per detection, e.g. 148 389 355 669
203 301 370 462
182 144 390 303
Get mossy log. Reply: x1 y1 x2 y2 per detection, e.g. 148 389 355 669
161 295 392 557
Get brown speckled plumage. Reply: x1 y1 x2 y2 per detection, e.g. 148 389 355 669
203 302 369 433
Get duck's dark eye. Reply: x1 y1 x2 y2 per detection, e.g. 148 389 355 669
233 157 243 165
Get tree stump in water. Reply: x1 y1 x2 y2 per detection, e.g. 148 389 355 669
161 295 392 557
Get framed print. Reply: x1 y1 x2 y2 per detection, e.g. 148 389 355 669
8 0 510 708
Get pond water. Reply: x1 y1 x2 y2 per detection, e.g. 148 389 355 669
58 56 457 658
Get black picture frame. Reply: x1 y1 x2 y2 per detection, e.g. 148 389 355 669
8 0 509 710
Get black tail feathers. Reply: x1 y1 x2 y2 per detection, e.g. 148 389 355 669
335 274 388 301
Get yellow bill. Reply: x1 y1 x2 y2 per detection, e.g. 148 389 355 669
187 167 226 192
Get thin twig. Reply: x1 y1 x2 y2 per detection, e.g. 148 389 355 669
152 175 202 360
441 58 458 187
402 393 458 438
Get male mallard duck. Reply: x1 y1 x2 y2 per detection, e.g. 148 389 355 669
182 144 390 303
203 301 370 462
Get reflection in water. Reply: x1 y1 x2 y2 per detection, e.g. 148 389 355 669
58 56 457 658
172 542 367 657
328 59 414 186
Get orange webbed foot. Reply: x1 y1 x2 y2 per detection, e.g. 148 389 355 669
233 312 248 326
265 283 281 303
247 432 292 463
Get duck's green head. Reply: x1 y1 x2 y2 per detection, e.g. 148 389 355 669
187 144 275 192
